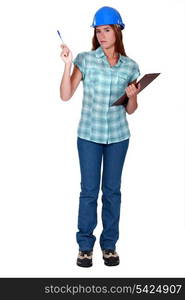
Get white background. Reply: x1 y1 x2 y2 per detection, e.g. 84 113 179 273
0 0 184 277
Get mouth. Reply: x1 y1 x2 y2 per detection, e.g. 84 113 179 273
100 41 107 43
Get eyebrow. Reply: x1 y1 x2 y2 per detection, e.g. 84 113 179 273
96 27 111 31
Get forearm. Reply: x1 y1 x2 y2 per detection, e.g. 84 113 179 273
125 95 138 114
60 63 72 101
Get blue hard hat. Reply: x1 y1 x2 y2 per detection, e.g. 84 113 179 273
91 6 125 30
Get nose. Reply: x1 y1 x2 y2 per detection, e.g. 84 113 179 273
99 33 106 41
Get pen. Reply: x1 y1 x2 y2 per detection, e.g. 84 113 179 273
57 30 65 44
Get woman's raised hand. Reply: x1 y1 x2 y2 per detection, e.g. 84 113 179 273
60 44 73 64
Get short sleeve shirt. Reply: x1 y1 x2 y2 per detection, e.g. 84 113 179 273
73 46 140 144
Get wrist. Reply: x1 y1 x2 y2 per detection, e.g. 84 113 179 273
65 62 72 68
64 63 72 73
128 95 137 102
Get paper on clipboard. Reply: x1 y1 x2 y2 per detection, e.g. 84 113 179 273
111 73 161 106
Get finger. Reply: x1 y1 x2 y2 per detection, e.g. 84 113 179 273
62 53 68 58
61 48 69 54
128 84 136 91
128 85 136 93
136 83 140 89
63 51 69 57
60 45 69 51
61 51 68 57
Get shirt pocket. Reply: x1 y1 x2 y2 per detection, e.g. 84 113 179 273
85 68 99 84
116 73 129 86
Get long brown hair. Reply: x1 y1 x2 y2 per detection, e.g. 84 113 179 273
91 24 127 56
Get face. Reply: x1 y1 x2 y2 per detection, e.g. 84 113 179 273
95 25 116 49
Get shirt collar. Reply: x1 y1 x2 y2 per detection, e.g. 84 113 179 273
95 46 125 64
95 46 106 58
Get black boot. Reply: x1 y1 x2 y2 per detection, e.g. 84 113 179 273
77 250 93 267
102 249 120 266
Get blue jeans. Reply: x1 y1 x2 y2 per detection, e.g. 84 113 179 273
76 137 129 251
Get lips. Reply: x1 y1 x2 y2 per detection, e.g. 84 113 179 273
100 41 106 43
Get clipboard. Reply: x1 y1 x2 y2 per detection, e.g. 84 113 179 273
111 73 161 106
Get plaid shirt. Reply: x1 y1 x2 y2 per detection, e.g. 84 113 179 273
73 46 140 144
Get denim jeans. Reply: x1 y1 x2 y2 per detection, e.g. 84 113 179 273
76 136 129 251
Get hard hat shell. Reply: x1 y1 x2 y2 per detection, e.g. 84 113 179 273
91 6 125 30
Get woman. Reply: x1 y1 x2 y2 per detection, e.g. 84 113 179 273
60 6 141 267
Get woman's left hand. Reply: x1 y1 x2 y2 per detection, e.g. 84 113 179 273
125 83 141 99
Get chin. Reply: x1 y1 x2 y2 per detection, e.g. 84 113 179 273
101 44 111 49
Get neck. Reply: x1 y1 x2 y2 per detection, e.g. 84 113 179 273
102 46 118 59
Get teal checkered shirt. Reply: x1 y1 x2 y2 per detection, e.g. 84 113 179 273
73 46 140 144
